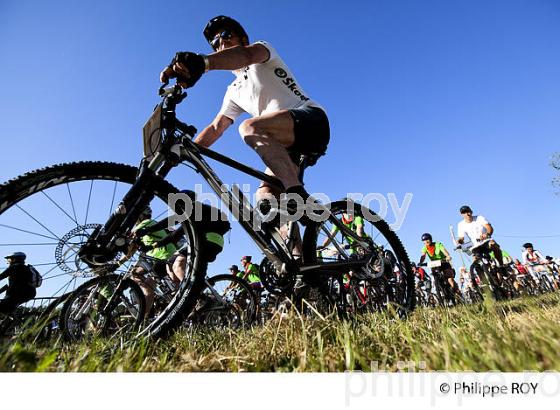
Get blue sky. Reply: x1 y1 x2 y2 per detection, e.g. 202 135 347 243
1 0 560 279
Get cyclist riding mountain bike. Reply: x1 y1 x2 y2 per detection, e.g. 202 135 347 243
514 258 529 275
159 15 330 223
133 200 230 285
456 205 506 281
239 256 263 291
489 249 513 265
0 252 38 314
458 266 470 292
320 212 369 285
521 243 547 266
418 233 459 293
321 213 367 251
522 243 551 282
121 206 179 315
412 262 431 292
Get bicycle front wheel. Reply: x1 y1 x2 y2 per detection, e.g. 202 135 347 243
0 161 207 338
60 274 146 341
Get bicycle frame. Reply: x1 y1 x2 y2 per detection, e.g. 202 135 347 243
171 136 372 276
82 83 373 280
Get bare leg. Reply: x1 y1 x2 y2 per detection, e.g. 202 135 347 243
132 267 155 318
171 255 187 285
239 111 301 190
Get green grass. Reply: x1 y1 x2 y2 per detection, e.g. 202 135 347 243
2 293 560 372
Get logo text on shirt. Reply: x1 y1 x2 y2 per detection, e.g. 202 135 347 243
274 68 310 102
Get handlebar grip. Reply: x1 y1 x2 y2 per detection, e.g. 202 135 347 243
158 81 169 96
176 120 197 138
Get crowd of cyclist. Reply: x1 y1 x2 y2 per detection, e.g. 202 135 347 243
2 202 559 321
414 205 560 306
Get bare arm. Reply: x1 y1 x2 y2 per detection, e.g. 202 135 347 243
194 114 233 148
442 246 452 261
483 223 494 237
162 44 270 83
207 44 270 71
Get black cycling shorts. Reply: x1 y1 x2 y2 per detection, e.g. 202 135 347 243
288 106 330 163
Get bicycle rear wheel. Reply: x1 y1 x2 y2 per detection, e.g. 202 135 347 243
302 199 415 317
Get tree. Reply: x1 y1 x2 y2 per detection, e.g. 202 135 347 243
551 152 560 194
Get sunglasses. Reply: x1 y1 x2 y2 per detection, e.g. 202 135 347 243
210 29 234 49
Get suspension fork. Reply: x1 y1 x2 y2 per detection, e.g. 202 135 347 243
80 154 178 264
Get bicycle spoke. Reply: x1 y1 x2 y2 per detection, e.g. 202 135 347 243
15 204 62 241
83 180 94 226
109 181 118 218
0 242 59 246
0 224 59 241
66 183 79 224
41 190 79 227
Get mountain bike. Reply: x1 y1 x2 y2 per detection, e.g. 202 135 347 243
59 272 146 342
415 280 438 308
0 80 415 337
527 263 556 293
187 274 257 328
455 240 511 300
418 261 461 306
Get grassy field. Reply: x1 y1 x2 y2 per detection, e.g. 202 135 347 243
1 293 560 372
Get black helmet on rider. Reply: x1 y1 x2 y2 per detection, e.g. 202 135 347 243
4 252 26 263
523 243 533 249
203 15 249 50
459 205 473 214
421 233 432 242
229 264 239 272
241 255 252 263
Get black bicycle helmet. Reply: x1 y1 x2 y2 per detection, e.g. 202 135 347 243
4 252 26 262
459 205 473 214
229 264 239 271
241 255 252 263
203 15 248 47
523 243 533 249
421 233 432 242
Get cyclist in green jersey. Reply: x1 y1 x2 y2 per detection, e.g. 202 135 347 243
489 249 513 265
319 213 368 286
121 207 178 316
239 256 263 291
321 213 367 254
419 233 460 294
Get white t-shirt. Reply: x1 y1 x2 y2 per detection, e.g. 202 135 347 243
457 215 490 247
522 249 545 265
218 41 322 121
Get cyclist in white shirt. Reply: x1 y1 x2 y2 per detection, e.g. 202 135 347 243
456 205 506 279
521 243 550 281
159 16 330 222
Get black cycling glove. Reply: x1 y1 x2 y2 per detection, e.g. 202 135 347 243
170 52 206 88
